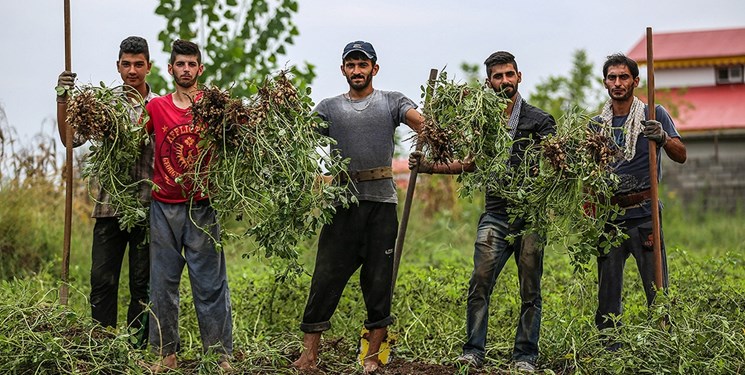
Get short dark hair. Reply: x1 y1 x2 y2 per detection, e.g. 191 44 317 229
484 51 518 77
602 53 639 79
119 36 149 60
170 39 201 65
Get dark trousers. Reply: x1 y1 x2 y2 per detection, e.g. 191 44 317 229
90 217 150 345
596 215 668 330
300 201 398 333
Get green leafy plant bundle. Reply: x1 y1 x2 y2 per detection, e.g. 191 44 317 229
190 71 350 260
416 71 624 269
66 84 151 231
415 71 512 198
498 109 623 269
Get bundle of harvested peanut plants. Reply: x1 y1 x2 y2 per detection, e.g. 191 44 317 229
498 110 623 270
65 84 150 230
415 71 512 198
415 71 623 270
190 72 350 260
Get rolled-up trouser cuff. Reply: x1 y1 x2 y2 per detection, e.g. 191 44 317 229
364 315 395 330
300 321 331 333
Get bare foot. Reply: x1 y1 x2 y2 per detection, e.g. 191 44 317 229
149 353 177 373
292 354 318 370
218 359 234 372
362 357 382 374
362 328 387 374
292 332 321 370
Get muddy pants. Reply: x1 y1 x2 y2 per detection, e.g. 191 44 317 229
596 215 668 330
462 211 544 365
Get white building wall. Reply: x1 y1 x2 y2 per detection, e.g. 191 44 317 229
654 67 715 88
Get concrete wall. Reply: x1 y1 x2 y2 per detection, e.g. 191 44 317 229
680 133 745 160
662 148 745 213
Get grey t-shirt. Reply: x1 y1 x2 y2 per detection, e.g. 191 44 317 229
315 89 417 204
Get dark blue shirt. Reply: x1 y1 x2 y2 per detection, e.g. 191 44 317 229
593 105 681 221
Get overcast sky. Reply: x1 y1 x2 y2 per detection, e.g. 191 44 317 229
1 0 744 143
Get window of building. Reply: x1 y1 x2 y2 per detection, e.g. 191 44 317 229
716 65 744 84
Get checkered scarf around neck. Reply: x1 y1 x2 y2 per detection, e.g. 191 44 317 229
501 92 523 168
600 96 646 161
507 92 523 139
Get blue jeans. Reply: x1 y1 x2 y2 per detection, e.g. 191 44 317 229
148 200 233 356
462 212 544 364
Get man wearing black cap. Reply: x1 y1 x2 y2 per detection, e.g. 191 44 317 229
293 40 424 373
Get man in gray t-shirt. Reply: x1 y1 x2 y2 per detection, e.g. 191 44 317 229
293 41 423 374
316 89 415 203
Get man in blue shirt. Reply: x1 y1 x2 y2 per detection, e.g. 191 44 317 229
592 54 687 345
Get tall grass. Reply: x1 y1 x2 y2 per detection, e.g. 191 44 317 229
0 122 92 281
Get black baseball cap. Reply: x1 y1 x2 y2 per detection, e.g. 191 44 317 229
342 41 377 62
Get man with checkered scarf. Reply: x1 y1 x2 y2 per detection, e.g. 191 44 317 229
592 53 687 348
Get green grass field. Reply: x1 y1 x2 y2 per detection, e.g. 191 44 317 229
1 176 744 374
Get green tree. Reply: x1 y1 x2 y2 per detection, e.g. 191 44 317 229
635 83 692 120
529 49 603 119
150 0 315 96
460 62 482 86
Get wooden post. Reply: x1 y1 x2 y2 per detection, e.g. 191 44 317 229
60 0 73 305
391 68 438 294
646 27 664 290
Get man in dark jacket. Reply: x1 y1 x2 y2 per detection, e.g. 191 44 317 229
411 51 555 372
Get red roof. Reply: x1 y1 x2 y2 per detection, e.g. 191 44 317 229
628 28 745 63
650 84 745 132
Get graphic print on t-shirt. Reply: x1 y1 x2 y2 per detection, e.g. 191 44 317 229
157 123 203 188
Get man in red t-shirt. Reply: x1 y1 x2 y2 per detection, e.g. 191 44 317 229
145 39 233 373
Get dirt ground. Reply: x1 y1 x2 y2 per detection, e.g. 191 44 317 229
293 359 484 375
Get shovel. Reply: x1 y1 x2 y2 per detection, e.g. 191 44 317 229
358 68 439 366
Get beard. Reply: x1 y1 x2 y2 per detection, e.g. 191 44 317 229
608 86 635 101
346 73 372 91
495 83 518 99
173 72 198 89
